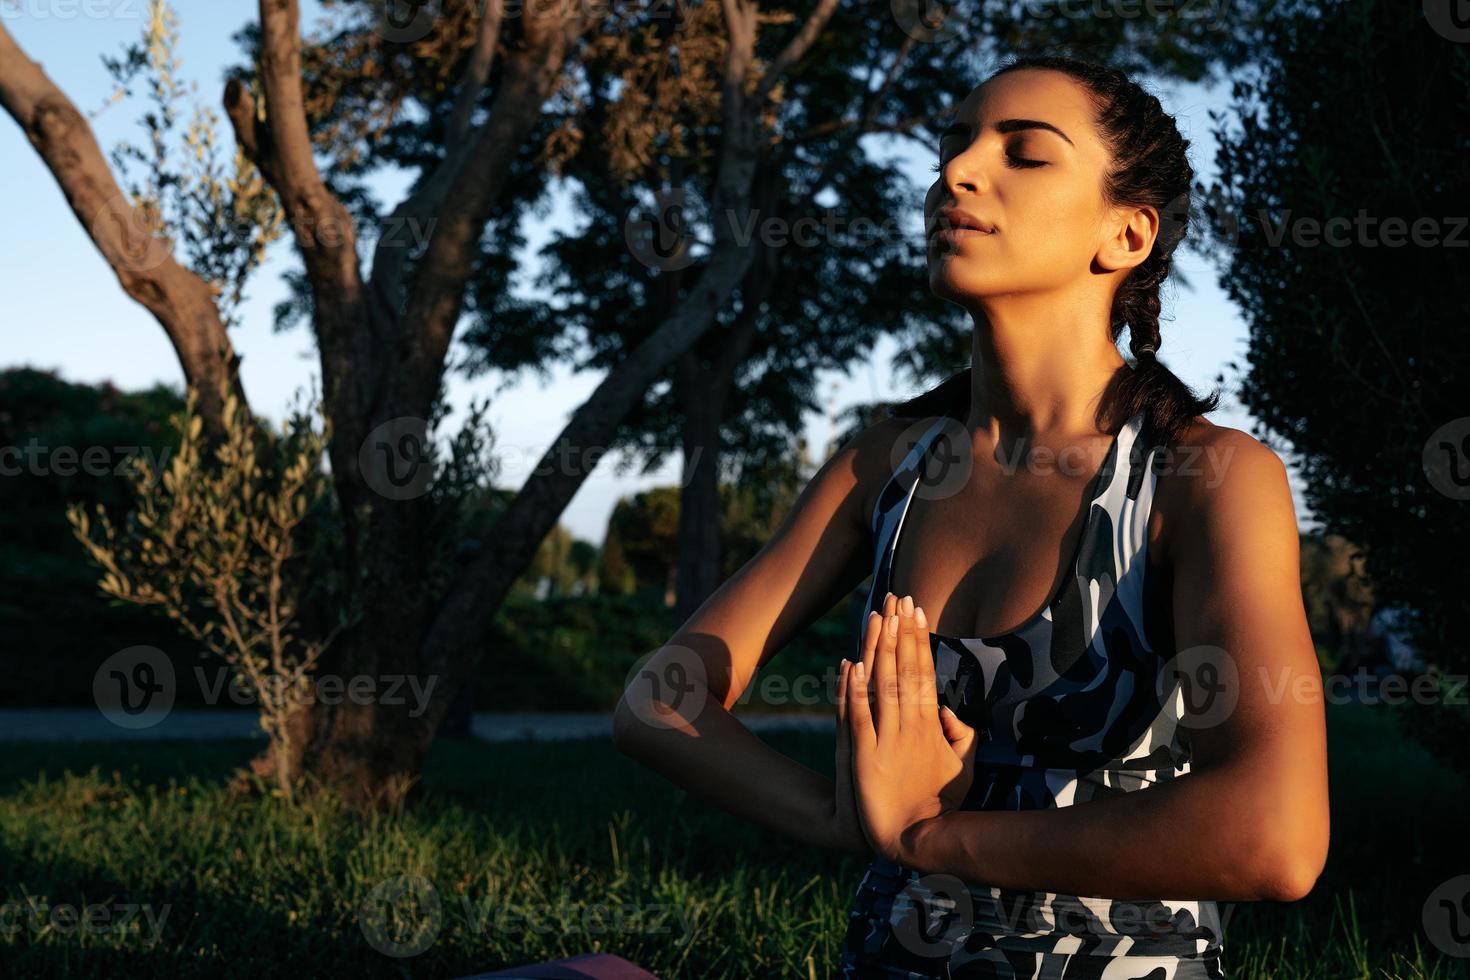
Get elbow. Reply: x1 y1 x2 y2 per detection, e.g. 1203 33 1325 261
1252 832 1329 903
610 691 642 757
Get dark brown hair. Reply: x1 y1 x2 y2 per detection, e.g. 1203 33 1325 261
891 54 1221 446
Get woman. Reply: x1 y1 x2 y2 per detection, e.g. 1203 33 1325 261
613 55 1330 979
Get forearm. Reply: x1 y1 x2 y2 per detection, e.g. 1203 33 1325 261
902 761 1307 902
613 696 842 851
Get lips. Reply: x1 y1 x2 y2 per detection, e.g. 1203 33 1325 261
930 208 996 242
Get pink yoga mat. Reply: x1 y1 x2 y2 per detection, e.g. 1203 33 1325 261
456 952 662 979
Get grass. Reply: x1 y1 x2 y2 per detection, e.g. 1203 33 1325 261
0 702 1465 979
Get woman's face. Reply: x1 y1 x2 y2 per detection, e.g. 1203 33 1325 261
924 69 1121 307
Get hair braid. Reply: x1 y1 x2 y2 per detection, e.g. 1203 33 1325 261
889 55 1221 446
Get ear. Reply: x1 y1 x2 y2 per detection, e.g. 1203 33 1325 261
1097 203 1158 273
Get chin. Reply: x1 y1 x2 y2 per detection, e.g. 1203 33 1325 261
928 263 1002 301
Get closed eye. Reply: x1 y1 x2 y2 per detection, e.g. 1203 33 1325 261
931 152 1047 174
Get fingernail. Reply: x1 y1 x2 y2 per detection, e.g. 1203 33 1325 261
888 614 898 637
915 605 927 629
902 595 914 615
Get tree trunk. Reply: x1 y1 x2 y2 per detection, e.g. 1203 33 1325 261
4 0 845 809
674 382 724 624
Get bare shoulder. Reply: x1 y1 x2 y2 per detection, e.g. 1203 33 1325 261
1154 416 1297 562
842 413 946 526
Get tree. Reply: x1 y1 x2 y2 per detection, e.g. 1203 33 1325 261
1204 0 1470 770
0 0 849 806
0 368 185 706
453 1 1259 626
69 380 342 801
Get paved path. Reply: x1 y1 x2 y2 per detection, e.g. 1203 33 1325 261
0 709 833 742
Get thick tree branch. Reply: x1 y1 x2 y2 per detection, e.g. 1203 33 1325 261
421 241 759 677
226 1 375 505
392 7 603 411
448 0 506 147
0 20 241 431
752 0 841 105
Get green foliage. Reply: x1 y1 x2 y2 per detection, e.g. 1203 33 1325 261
100 0 283 326
0 368 189 706
478 591 678 711
1204 0 1470 769
473 589 854 713
67 380 346 797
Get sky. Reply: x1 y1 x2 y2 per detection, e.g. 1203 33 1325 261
0 1 1308 544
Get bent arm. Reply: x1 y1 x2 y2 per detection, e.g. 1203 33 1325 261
900 433 1332 902
613 692 855 851
612 419 905 853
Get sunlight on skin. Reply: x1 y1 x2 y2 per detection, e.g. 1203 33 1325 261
840 591 977 864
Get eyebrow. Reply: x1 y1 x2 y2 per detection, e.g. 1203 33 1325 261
938 117 1075 147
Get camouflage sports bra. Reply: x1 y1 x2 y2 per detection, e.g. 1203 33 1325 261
838 410 1227 979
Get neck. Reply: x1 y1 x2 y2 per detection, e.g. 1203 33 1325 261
962 293 1127 447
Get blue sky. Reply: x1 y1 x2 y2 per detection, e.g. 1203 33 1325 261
0 2 1304 543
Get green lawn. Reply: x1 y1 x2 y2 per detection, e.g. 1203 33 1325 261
0 702 1465 978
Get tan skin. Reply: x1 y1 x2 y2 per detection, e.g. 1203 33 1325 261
613 68 1330 903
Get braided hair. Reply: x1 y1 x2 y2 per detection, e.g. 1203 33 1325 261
891 55 1220 446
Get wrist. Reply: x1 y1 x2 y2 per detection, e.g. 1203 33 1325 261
897 812 944 871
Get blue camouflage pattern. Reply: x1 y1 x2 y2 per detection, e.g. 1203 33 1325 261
837 410 1227 979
